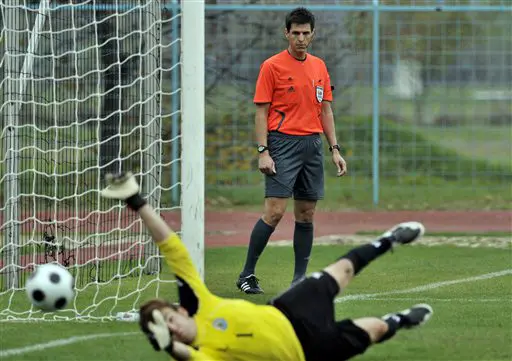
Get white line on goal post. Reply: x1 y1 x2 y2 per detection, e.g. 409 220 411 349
335 269 512 303
0 332 138 358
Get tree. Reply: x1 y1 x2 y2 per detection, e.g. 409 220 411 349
379 11 476 124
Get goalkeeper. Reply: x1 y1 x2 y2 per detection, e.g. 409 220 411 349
101 173 433 361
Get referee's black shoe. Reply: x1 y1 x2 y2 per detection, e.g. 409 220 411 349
236 274 264 294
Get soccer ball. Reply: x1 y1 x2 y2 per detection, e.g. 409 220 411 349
26 263 75 312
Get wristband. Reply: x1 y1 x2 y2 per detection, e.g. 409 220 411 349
329 144 341 152
125 194 147 211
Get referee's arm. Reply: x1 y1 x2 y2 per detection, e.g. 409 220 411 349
253 60 274 152
255 103 271 148
321 101 347 176
320 101 337 148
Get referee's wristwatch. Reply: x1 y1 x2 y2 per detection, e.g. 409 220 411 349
329 144 341 152
257 145 269 154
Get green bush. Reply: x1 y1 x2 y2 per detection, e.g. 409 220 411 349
1 114 509 208
337 116 511 180
204 113 511 186
205 110 255 186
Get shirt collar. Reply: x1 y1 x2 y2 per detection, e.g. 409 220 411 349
286 49 308 62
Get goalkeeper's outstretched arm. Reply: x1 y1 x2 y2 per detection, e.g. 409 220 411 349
138 204 176 245
100 173 216 310
136 203 213 301
99 172 174 243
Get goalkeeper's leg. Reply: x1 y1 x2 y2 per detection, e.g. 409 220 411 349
332 304 433 360
355 303 433 343
100 172 173 244
323 221 425 292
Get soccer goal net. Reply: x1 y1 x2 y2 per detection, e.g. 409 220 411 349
0 0 204 321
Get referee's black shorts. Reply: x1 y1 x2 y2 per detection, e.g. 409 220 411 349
265 131 324 201
269 271 372 361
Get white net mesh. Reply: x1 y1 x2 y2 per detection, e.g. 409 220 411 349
0 0 181 320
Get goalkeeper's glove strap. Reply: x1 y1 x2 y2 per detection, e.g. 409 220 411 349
146 332 174 355
126 193 147 211
164 343 174 356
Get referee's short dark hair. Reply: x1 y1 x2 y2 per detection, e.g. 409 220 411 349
286 7 315 32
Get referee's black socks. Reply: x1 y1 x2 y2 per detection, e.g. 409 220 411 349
240 218 275 278
338 238 392 275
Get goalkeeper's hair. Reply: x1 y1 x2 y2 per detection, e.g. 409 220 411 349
139 298 179 334
285 7 315 32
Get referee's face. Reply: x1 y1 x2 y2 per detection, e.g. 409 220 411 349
285 23 314 58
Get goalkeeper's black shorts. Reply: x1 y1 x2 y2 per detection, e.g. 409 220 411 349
269 271 372 361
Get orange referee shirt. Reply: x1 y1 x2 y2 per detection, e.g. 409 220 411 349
253 50 333 136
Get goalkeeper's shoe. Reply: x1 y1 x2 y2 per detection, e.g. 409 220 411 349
380 221 425 246
236 274 264 294
394 304 434 329
100 172 140 200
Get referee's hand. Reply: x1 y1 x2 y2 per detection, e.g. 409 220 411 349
332 152 347 177
259 153 277 175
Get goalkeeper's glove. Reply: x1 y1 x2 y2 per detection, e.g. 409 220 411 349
146 309 174 355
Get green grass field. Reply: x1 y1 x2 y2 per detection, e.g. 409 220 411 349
1 243 511 361
422 125 512 167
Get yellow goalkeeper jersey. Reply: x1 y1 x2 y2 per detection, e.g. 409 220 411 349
158 234 306 361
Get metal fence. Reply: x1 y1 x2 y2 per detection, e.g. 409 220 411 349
202 0 512 208
1 0 511 210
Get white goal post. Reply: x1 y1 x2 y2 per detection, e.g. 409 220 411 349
181 0 205 281
0 0 204 321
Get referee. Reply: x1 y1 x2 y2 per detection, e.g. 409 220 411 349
237 7 347 294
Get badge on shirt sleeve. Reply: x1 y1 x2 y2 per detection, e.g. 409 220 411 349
316 86 324 102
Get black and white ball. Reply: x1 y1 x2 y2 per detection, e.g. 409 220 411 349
26 263 75 312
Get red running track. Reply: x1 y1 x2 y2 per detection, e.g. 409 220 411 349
1 210 510 247
1 210 510 268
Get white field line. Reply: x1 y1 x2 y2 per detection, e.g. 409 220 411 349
2 271 511 358
336 269 512 303
339 297 510 303
0 332 138 358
